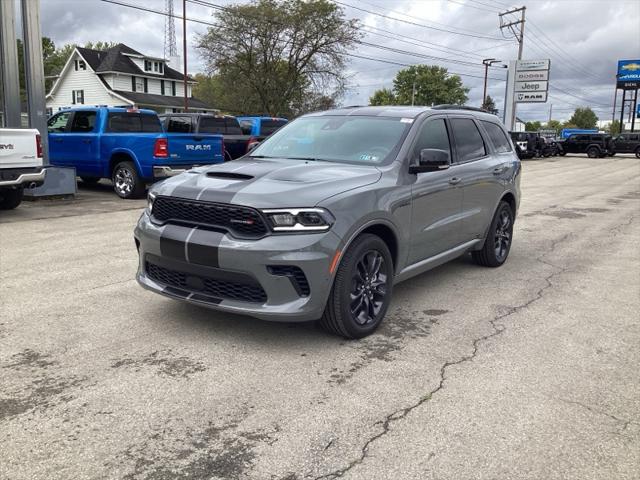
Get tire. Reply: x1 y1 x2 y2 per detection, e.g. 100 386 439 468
587 147 600 158
112 161 145 199
635 148 640 159
320 234 393 339
472 201 514 268
0 187 24 210
80 176 100 185
559 151 566 156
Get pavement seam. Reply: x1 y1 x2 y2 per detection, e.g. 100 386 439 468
310 233 573 480
550 396 638 433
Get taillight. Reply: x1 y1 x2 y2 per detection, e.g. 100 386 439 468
36 134 43 159
154 138 168 157
246 136 259 153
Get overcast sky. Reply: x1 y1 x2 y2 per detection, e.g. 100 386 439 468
36 0 640 122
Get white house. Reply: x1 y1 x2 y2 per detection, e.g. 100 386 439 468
46 43 214 114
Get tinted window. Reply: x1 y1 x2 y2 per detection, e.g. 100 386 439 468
450 118 486 162
260 119 287 136
107 113 162 132
199 117 227 134
225 118 242 135
412 118 451 161
47 112 71 132
482 121 512 153
165 116 192 133
574 135 588 141
70 111 96 132
631 135 639 141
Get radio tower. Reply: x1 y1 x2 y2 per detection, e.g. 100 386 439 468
164 0 177 60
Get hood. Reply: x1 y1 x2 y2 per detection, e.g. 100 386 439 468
154 157 382 208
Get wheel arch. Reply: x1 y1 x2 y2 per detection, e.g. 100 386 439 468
337 219 401 274
109 149 142 178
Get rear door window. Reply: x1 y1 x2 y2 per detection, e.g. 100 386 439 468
107 113 162 132
450 118 487 162
260 119 287 136
165 116 192 133
199 117 227 134
70 111 97 132
481 121 512 153
225 118 242 135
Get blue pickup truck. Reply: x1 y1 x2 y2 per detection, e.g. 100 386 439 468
47 107 224 198
236 116 288 141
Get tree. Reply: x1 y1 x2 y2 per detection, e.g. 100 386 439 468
544 119 562 133
369 65 468 107
196 0 360 117
604 120 621 135
481 95 497 114
369 88 396 106
567 107 598 129
525 121 542 131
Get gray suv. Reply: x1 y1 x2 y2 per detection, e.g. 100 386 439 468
135 106 521 338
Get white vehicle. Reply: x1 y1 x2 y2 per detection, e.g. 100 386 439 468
0 128 45 209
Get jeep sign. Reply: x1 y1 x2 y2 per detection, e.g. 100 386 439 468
515 81 548 92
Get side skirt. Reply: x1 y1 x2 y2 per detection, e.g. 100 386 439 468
394 239 481 285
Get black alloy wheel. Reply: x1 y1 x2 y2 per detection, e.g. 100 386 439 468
472 201 514 268
494 208 512 263
350 250 388 326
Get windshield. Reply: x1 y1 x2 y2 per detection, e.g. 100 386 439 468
249 115 412 165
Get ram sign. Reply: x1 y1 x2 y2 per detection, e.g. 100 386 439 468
617 59 640 89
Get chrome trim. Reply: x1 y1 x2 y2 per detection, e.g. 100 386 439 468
0 168 46 187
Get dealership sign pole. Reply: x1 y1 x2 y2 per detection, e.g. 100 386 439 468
504 59 550 131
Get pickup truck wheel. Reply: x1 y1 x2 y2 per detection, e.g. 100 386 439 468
635 147 640 159
472 201 514 268
0 187 24 210
320 234 393 339
587 147 600 158
112 161 145 199
80 176 100 185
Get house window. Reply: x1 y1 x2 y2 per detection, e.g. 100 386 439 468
74 59 86 71
72 90 84 105
144 60 152 71
135 77 144 92
160 80 165 95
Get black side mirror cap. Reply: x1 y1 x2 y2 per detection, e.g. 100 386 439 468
409 148 451 174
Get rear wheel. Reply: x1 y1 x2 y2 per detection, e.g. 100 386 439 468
472 201 514 268
587 147 600 158
112 161 145 199
320 234 393 339
0 187 24 210
635 147 640 159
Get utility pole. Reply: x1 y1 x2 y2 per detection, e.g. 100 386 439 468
182 0 188 112
499 6 526 129
548 103 552 123
482 58 502 108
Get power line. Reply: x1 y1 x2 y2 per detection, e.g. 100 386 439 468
331 0 510 41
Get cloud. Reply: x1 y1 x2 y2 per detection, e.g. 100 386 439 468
38 0 640 121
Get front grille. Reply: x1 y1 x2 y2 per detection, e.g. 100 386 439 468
268 265 310 297
152 196 268 238
146 261 267 303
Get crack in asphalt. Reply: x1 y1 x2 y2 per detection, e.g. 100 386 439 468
552 396 638 433
311 233 574 480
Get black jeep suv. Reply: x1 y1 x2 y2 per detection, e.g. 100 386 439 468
611 133 640 158
559 133 614 158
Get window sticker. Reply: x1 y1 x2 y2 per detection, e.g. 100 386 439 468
400 118 414 123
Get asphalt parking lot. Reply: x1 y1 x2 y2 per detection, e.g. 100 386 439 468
1 155 639 480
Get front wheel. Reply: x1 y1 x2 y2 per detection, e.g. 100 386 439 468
587 147 600 158
0 187 23 210
472 201 514 268
320 234 393 339
635 148 640 159
112 161 145 199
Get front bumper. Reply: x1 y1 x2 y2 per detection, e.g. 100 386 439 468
134 211 341 322
0 167 46 187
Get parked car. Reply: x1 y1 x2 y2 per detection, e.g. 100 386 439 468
510 131 537 159
611 133 640 158
159 113 256 161
557 133 614 158
47 107 224 198
0 128 45 209
237 116 288 141
135 105 520 339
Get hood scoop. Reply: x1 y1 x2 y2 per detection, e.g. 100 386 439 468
206 171 254 181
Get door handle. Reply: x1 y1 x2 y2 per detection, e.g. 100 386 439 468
449 177 461 185
493 166 506 175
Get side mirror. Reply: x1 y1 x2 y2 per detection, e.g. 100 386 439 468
409 148 450 174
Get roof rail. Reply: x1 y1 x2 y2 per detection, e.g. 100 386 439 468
432 104 487 112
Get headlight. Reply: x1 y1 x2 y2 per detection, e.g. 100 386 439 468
262 208 334 232
147 191 156 214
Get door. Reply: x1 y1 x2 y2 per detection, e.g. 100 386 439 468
65 110 100 176
407 116 464 265
47 111 73 165
457 119 513 242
